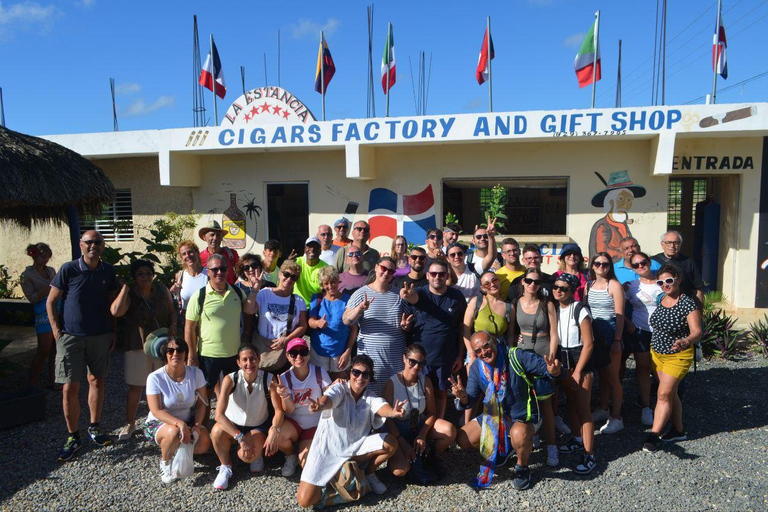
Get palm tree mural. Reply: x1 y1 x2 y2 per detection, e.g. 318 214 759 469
243 195 262 250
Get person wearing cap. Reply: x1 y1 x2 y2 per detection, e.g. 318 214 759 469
442 223 461 253
317 225 341 266
333 220 380 273
332 217 352 248
614 237 661 285
496 237 525 298
199 220 240 285
553 244 589 302
295 237 329 308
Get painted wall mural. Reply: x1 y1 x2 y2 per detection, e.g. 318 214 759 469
207 186 262 251
588 170 646 262
368 184 436 244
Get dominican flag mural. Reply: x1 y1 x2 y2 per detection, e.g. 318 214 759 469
368 184 436 242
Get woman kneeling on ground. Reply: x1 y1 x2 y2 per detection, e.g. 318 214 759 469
273 338 332 478
296 355 408 508
211 343 283 490
382 343 457 482
145 337 212 484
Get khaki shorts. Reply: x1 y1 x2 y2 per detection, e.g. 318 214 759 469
124 349 164 387
55 332 112 384
309 350 350 373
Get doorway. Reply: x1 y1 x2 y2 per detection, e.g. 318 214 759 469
267 183 309 257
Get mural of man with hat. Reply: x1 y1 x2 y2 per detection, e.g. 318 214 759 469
199 220 240 285
588 171 646 263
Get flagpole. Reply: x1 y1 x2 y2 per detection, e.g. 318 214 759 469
591 10 600 109
210 34 218 126
615 39 622 108
321 31 326 121
711 0 722 104
487 16 493 113
386 22 391 118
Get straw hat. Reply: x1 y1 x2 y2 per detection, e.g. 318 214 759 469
198 220 227 241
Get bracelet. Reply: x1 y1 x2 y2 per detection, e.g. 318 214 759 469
234 431 244 443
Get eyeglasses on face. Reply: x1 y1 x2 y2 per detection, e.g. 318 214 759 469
287 348 309 358
523 277 541 286
552 284 571 292
428 271 447 278
473 342 493 356
166 346 186 355
428 234 443 240
209 266 229 274
242 263 260 271
481 278 499 287
663 241 681 246
593 261 611 269
347 251 362 258
282 271 300 281
475 234 489 240
350 368 372 380
448 251 464 258
406 357 426 368
630 259 649 269
656 277 676 286
81 239 104 246
354 226 370 232
378 264 396 275
409 254 426 261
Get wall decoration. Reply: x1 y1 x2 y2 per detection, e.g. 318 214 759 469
588 170 646 262
326 185 359 215
207 186 263 252
222 193 246 249
699 105 756 129
368 184 436 244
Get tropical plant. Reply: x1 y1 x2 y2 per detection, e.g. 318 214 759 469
444 212 459 226
746 314 768 359
700 307 745 359
483 184 508 231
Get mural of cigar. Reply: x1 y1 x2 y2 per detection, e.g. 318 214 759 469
699 106 757 128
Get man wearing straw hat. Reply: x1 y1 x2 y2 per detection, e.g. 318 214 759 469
588 171 646 263
199 220 239 285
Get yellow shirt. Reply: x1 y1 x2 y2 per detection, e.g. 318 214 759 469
186 283 244 358
496 266 524 298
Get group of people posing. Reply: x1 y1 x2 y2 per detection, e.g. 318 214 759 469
23 215 703 505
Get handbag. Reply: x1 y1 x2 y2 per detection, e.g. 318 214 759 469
316 460 370 509
139 289 169 359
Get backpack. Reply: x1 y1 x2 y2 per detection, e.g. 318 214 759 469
283 365 325 393
196 283 245 313
506 347 537 422
512 298 554 402
317 460 370 508
229 369 276 420
466 251 503 277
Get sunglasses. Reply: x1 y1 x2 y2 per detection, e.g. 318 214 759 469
631 259 649 269
428 234 443 240
209 266 229 274
81 239 104 246
475 234 489 240
347 251 362 258
407 357 426 368
523 277 541 286
593 261 611 268
428 271 447 278
448 251 464 258
350 368 372 380
473 342 493 356
656 277 676 287
354 226 371 232
410 254 426 261
287 348 309 358
242 263 260 271
166 347 186 354
481 278 499 287
552 284 571 292
378 265 396 275
282 271 300 281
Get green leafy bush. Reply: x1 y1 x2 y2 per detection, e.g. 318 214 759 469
746 314 768 359
700 307 745 359
483 184 508 232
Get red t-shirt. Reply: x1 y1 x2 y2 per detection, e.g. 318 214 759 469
200 247 239 285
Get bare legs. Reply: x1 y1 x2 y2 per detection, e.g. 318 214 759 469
29 332 55 386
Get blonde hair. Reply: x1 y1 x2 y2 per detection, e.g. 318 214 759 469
280 259 301 276
176 240 199 270
390 235 408 258
318 266 339 284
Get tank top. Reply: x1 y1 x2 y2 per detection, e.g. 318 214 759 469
587 284 615 320
179 268 208 310
516 300 548 344
473 299 509 337
224 369 269 427
390 373 426 415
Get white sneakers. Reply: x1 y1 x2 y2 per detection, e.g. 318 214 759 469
641 407 654 426
249 456 265 473
213 465 233 490
600 417 625 434
592 408 610 423
546 445 560 467
366 473 387 495
159 460 177 484
117 422 137 442
554 416 572 435
282 454 299 477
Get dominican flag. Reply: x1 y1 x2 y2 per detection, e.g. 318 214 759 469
713 11 728 79
368 184 436 243
199 38 226 99
381 23 396 93
574 16 601 88
314 34 336 94
476 27 495 85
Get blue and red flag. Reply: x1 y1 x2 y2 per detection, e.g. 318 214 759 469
368 184 436 243
314 34 336 94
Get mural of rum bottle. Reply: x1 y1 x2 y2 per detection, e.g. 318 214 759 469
222 193 246 249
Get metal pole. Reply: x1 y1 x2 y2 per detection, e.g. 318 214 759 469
321 31 326 121
278 30 281 89
210 34 218 126
386 22 391 118
662 0 667 105
369 5 375 117
241 66 246 95
591 10 600 109
110 78 119 131
0 87 6 127
711 0 722 104
264 53 268 87
488 16 493 112
615 39 622 108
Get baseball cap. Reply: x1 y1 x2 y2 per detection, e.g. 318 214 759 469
286 338 308 353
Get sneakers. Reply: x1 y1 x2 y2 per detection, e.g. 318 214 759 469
592 408 610 423
600 417 625 434
554 415 572 435
546 445 559 467
160 460 177 484
660 428 687 442
559 438 584 454
642 433 660 453
574 454 596 475
532 435 541 450
249 456 264 473
213 465 233 490
117 422 137 442
512 465 531 491
641 407 654 426
57 436 82 462
282 454 299 477
366 473 387 495
87 426 112 447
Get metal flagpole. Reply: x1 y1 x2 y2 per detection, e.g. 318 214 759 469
711 0 722 104
661 0 667 105
110 78 119 131
591 10 600 109
321 31 326 121
615 39 622 108
278 30 281 89
264 54 268 87
386 22 391 118
1 87 6 127
488 16 493 113
241 66 246 95
210 34 218 126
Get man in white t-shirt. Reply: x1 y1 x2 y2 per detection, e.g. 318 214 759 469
317 225 340 266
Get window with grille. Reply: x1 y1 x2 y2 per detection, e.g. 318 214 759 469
80 189 134 242
691 179 708 226
667 179 682 227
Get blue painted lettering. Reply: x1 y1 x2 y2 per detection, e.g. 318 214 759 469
237 129 245 145
422 119 436 138
474 117 490 136
439 117 455 137
611 111 627 131
272 127 287 143
291 125 304 143
649 110 664 130
345 123 361 141
629 111 647 130
515 115 527 134
332 123 344 141
385 120 401 138
219 129 235 146
495 116 510 136
364 122 379 141
541 114 556 133
569 113 584 132
585 113 601 131
667 109 681 128
307 124 321 143
250 128 265 144
403 120 418 139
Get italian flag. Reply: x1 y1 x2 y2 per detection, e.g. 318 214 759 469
381 23 396 93
574 18 601 88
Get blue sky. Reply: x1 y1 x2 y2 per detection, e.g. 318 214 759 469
1 0 767 135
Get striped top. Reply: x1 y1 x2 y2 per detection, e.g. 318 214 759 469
587 284 615 320
346 285 407 395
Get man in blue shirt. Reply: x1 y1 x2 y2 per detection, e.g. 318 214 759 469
48 231 119 462
614 237 661 284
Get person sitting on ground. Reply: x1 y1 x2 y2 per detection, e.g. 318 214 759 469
317 225 341 266
382 343 457 481
273 338 332 478
393 246 428 289
391 235 411 278
446 242 480 302
309 267 357 379
296 355 408 507
145 337 212 484
553 243 588 302
453 331 562 490
211 343 284 490
332 217 352 248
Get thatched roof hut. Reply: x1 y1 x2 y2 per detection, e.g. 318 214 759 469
0 126 115 228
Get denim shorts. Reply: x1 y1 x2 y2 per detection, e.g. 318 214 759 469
624 328 651 354
592 318 618 369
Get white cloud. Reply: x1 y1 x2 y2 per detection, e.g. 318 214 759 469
0 1 57 37
115 82 141 95
462 98 483 110
123 95 176 117
288 17 340 39
563 32 586 48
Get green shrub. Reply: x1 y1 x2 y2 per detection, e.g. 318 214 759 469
746 314 768 359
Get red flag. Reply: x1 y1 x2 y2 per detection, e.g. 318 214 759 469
476 28 495 85
199 40 226 99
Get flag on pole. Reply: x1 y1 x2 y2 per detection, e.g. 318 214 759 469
574 21 601 88
476 27 495 85
381 24 396 93
713 12 728 79
314 34 336 93
199 40 226 99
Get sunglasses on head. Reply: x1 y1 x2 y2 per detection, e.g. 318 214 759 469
287 348 309 358
209 266 229 274
473 342 493 356
428 271 447 278
593 261 611 268
448 251 464 258
378 265 396 275
242 263 260 271
347 251 362 258
552 284 571 292
656 277 676 286
407 357 426 368
475 234 489 240
350 368 372 380
282 271 299 281
631 259 649 269
523 277 541 286
410 254 426 261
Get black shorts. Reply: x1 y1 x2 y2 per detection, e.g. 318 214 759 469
624 329 652 354
233 419 270 436
199 355 238 389
559 346 594 373
425 364 452 391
